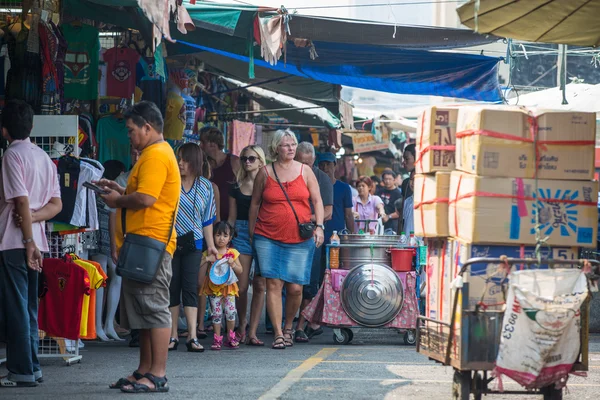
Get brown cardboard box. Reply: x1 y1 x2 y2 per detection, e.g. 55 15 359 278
414 172 450 237
450 240 579 314
425 238 580 324
424 239 453 323
415 107 458 174
455 106 596 180
448 171 598 247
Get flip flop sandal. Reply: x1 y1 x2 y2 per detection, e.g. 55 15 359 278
272 336 286 350
168 337 179 351
186 338 205 353
0 377 38 388
246 336 265 347
294 330 310 343
306 326 324 339
283 329 294 347
120 373 169 393
197 329 208 339
109 370 144 389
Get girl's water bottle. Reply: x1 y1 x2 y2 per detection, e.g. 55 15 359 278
399 231 408 247
330 231 340 269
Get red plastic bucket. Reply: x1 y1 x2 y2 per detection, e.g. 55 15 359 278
389 248 415 272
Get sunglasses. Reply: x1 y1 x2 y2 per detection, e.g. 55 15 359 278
240 156 258 164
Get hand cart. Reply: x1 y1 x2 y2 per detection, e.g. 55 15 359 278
416 257 598 400
302 228 423 346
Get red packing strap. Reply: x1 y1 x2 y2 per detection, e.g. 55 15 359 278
414 197 450 208
452 174 463 237
439 242 446 319
417 111 426 170
419 175 426 236
415 145 457 166
448 190 596 207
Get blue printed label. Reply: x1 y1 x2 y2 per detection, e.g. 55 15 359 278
577 227 593 244
510 205 520 240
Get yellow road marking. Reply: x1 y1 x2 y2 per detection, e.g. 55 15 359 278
290 360 439 365
259 348 338 400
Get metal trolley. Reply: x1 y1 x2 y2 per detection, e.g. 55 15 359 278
416 257 598 400
320 227 422 346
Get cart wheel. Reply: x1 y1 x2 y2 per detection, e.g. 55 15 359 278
452 370 471 400
403 330 416 346
345 328 354 343
541 385 563 400
333 328 352 345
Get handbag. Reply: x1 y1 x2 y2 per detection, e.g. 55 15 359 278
176 181 198 255
272 162 315 239
116 196 177 284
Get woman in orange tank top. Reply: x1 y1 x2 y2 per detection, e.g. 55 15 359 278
248 130 325 350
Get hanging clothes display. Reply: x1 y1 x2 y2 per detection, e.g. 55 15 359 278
3 23 43 113
79 259 107 340
48 21 68 112
96 116 131 167
53 155 81 224
137 56 167 114
230 120 256 157
38 21 61 115
70 158 104 229
72 257 105 338
39 257 91 340
182 92 197 142
61 23 99 100
164 90 186 140
103 47 140 99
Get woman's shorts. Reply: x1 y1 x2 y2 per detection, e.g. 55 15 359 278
232 220 253 256
253 234 315 285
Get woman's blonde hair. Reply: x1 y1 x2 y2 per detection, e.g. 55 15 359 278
269 129 298 159
235 145 267 184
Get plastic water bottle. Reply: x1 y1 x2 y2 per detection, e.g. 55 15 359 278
399 231 408 247
330 231 340 269
409 231 418 247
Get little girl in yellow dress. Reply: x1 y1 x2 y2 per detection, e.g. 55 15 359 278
199 221 243 350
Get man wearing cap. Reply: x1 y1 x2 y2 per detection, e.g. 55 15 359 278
294 142 333 342
306 152 353 337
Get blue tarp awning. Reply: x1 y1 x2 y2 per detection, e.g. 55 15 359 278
174 39 502 102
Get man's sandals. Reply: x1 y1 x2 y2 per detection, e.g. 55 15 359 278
109 370 144 389
120 373 169 393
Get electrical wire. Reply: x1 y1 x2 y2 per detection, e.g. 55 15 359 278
203 0 463 11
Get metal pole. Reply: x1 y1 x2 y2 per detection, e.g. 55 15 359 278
557 44 568 105
255 122 328 129
224 106 325 115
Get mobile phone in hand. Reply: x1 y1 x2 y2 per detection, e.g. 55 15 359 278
83 181 110 195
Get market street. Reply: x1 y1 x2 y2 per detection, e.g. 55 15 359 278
2 330 600 399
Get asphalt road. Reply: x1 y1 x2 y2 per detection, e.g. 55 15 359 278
1 330 600 399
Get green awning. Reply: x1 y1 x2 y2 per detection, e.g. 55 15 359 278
185 2 258 36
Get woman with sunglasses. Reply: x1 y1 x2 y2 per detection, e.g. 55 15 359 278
228 145 267 346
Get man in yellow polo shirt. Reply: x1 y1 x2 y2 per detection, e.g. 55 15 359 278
99 101 180 394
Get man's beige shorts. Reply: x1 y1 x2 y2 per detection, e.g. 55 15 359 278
120 253 173 330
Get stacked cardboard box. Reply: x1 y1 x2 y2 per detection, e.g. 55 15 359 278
421 105 598 324
414 107 458 238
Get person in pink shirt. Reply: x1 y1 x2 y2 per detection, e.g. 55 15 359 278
352 176 388 233
0 100 62 388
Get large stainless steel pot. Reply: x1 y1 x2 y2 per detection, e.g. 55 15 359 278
340 263 404 327
338 234 399 270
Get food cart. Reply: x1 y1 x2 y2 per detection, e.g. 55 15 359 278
417 257 598 400
302 226 422 345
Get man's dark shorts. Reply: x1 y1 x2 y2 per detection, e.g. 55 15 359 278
303 245 325 300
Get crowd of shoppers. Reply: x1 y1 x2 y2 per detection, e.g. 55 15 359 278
0 97 416 392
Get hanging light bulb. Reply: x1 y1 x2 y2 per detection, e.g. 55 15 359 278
353 154 359 161
358 157 363 164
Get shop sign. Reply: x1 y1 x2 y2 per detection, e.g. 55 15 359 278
352 128 390 153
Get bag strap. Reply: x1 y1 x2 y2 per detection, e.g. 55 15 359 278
120 190 178 246
271 162 301 226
